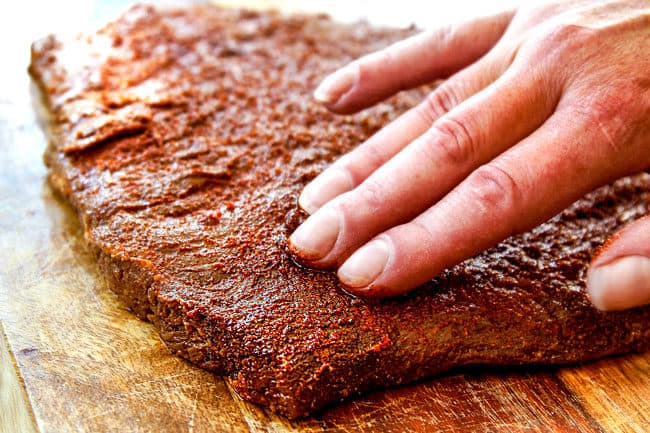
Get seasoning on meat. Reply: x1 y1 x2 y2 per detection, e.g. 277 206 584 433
29 4 650 419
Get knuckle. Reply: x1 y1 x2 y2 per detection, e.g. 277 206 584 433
417 115 477 168
346 178 386 214
523 23 591 66
430 116 477 166
358 144 389 174
545 22 587 41
418 84 460 124
465 163 521 215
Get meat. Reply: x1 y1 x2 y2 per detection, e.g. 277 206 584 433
29 4 650 419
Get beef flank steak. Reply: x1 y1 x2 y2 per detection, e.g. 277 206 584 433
29 4 650 419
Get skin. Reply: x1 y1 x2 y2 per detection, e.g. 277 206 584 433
288 0 650 310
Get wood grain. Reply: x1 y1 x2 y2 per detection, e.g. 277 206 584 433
1 1 649 432
1 324 38 433
558 356 650 432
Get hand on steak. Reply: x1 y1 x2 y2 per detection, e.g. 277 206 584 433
288 0 650 309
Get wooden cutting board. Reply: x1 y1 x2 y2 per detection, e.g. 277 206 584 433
1 1 649 432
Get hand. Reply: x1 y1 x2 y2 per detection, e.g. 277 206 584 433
288 0 650 310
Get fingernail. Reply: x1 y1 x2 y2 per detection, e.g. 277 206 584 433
338 239 390 289
299 170 353 214
288 207 340 261
313 67 356 105
587 255 650 311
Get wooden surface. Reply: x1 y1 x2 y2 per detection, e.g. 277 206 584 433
1 1 650 432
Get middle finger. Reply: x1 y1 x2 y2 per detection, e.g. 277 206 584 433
289 63 561 268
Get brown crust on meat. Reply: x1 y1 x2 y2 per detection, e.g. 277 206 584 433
29 4 650 418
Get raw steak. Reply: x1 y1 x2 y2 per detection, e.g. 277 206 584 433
29 4 650 418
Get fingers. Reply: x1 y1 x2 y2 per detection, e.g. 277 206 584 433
336 104 640 297
587 215 650 311
314 11 514 114
299 56 508 214
290 64 560 270
298 104 430 214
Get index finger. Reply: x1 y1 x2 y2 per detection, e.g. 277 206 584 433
338 104 645 296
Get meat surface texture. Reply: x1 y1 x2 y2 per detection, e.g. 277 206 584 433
29 4 650 418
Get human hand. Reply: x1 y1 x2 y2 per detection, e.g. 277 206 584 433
288 0 650 310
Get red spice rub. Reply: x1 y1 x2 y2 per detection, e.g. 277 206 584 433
29 4 650 418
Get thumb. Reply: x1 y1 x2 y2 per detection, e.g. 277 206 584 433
587 215 650 311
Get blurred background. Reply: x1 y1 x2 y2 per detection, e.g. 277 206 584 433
0 0 521 103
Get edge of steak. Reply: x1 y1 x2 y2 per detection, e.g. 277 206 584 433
29 4 650 418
